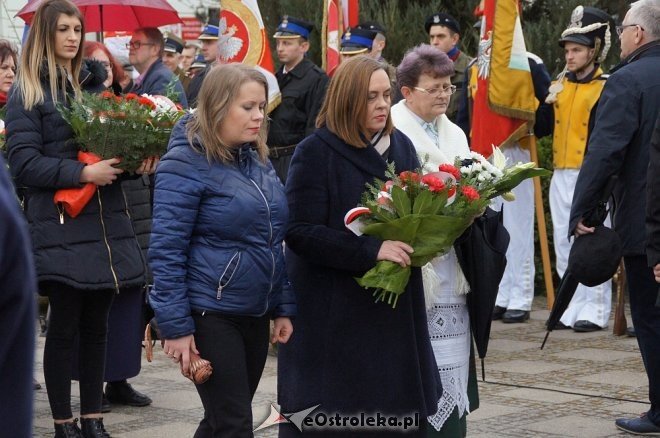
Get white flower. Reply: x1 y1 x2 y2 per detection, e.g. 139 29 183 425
490 145 507 170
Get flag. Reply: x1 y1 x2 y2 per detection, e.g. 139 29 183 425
218 0 280 111
470 0 536 158
322 0 359 76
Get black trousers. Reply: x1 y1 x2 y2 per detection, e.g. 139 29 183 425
43 283 115 419
192 312 270 438
625 256 660 426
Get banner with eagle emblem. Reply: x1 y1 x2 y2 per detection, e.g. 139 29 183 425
219 0 281 111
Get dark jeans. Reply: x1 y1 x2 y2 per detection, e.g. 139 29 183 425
43 283 115 419
625 256 660 426
192 312 270 438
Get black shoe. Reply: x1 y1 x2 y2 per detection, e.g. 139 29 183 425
550 321 570 330
615 413 660 435
34 378 42 390
492 306 507 321
54 419 83 438
80 418 110 438
105 381 152 407
573 320 602 332
627 326 637 337
502 309 530 323
101 394 111 413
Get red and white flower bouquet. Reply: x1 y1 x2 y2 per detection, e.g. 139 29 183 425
346 148 550 308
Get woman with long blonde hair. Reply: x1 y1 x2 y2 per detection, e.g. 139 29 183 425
149 64 295 436
6 1 146 436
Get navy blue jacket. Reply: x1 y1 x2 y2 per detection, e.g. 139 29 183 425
132 59 188 108
570 42 660 256
6 66 146 291
278 127 442 426
0 156 36 437
149 115 295 339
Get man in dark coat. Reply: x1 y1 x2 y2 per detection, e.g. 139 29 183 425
0 155 36 437
128 27 188 108
649 118 660 284
569 0 660 433
268 16 329 183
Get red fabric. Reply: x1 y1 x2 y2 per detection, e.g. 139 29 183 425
470 0 530 158
17 0 181 32
0 92 7 106
53 152 102 218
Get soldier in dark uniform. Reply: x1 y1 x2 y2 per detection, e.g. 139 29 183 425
162 33 191 93
425 12 473 122
268 16 329 183
186 17 219 107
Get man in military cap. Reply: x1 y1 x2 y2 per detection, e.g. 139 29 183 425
188 54 206 78
268 16 329 183
186 17 220 107
339 27 377 59
356 21 398 92
544 6 614 333
161 33 191 93
425 12 473 121
356 21 388 61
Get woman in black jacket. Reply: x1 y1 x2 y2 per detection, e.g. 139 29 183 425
6 1 145 437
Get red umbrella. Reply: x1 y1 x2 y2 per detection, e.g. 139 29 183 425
16 0 182 33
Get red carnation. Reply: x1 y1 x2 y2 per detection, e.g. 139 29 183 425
124 93 138 101
439 163 461 180
138 97 156 109
101 91 115 100
421 174 446 192
399 171 420 184
461 185 480 201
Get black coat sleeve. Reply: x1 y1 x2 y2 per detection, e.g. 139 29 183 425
5 92 84 189
569 73 640 237
530 57 553 139
303 73 329 137
647 116 660 266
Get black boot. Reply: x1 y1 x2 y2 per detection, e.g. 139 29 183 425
54 419 83 438
80 418 110 438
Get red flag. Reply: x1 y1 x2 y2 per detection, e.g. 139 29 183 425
470 0 536 158
323 0 358 76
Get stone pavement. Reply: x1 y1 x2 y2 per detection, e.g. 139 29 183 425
32 297 648 437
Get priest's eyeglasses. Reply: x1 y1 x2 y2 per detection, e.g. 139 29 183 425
414 85 457 96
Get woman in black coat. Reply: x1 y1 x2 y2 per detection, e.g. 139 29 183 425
278 56 442 437
6 1 145 436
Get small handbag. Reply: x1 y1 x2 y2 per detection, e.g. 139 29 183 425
144 319 213 384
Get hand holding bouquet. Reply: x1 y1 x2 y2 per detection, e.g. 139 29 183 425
347 148 550 308
58 91 185 172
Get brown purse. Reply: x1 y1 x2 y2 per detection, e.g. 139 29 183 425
144 320 213 384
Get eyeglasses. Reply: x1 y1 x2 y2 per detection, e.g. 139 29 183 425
126 41 155 50
616 24 643 36
413 85 457 96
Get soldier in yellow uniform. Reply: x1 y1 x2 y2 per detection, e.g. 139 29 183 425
545 6 614 332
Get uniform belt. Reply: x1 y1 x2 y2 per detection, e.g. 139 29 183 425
269 144 297 159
